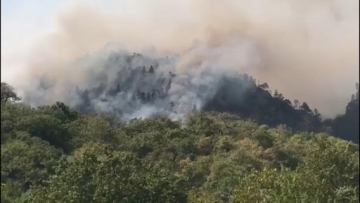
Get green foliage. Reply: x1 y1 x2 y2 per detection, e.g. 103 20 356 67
16 114 72 152
67 115 120 149
1 132 62 202
1 83 359 202
1 82 21 103
233 136 359 203
28 144 187 203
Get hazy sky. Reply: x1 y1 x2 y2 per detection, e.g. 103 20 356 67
2 0 65 80
1 0 358 118
1 0 131 81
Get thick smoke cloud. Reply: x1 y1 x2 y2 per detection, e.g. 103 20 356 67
4 0 359 118
21 41 260 120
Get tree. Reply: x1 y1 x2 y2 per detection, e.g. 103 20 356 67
259 83 269 90
293 99 299 109
278 93 284 100
300 102 311 113
313 108 321 118
1 83 21 103
233 136 359 202
149 65 154 73
1 132 62 200
16 113 73 152
28 144 188 203
274 90 279 98
1 79 359 202
351 94 356 101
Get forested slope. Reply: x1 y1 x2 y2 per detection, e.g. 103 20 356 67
18 51 359 143
1 82 359 203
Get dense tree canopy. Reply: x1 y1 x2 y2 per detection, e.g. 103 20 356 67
1 82 358 202
1 83 20 103
71 58 359 143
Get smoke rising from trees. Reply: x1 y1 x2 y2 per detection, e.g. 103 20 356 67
3 0 359 118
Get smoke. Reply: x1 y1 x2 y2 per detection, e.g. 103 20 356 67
3 0 359 119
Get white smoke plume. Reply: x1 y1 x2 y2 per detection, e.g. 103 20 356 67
2 0 359 119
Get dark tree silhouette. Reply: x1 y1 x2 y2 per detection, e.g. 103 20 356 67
149 66 154 73
1 82 21 103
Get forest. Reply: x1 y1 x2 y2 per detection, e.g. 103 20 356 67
1 79 359 202
69 53 359 144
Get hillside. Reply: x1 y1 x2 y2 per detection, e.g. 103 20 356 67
24 51 359 143
1 82 359 203
205 79 359 144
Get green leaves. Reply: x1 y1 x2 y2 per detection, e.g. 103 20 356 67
1 82 21 104
233 136 359 203
1 95 358 203
16 114 72 152
1 132 62 201
28 144 188 203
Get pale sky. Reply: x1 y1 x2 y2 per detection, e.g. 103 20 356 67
2 0 67 81
1 0 133 82
1 0 358 118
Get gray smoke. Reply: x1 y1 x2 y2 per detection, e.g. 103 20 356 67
2 0 359 118
21 40 260 120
